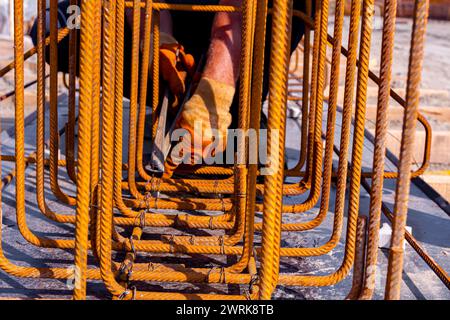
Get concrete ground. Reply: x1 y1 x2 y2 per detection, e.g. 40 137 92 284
334 17 450 200
0 15 448 300
0 91 448 300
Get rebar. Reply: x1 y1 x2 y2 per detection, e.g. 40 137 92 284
0 0 440 301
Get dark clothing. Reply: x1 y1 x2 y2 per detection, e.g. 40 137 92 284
30 0 313 125
29 0 74 75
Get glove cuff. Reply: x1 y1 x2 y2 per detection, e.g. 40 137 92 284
191 77 235 114
181 77 235 138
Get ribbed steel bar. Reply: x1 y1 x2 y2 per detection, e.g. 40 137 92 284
72 0 101 299
48 0 76 206
0 0 437 301
385 0 430 300
363 0 398 295
66 0 79 184
258 0 292 300
135 0 154 181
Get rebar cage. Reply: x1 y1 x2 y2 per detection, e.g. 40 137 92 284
0 0 447 300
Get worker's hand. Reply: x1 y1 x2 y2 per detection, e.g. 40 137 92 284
159 41 195 110
163 77 235 178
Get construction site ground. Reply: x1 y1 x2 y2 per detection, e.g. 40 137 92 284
0 18 449 300
0 91 448 299
335 17 450 199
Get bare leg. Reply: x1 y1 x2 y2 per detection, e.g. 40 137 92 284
125 0 241 83
202 0 242 86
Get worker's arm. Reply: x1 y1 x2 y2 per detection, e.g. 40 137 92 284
203 0 242 87
163 0 242 176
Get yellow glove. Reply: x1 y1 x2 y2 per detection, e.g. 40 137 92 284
163 77 235 178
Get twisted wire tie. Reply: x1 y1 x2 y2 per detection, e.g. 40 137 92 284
119 261 133 284
219 236 225 255
169 234 175 253
130 286 137 300
144 178 152 210
249 274 259 293
133 211 144 227
174 214 181 227
118 289 130 300
244 289 252 300
206 266 217 283
118 261 128 275
136 193 145 212
153 177 162 210
252 248 258 261
220 194 225 213
129 236 136 255
139 211 146 228
213 179 219 194
220 267 226 284
127 266 133 284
